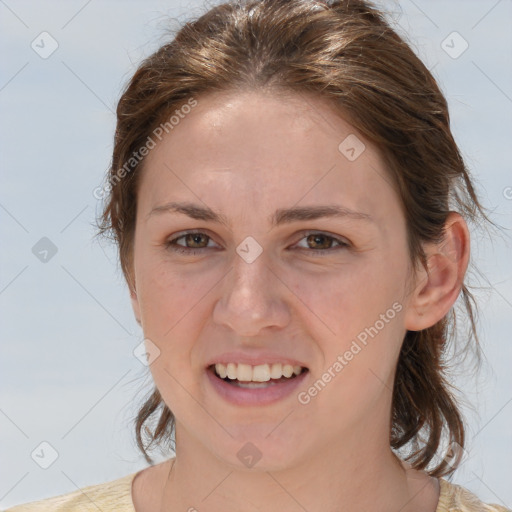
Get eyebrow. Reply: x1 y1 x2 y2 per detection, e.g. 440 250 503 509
147 201 375 227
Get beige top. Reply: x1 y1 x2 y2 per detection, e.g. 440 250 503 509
3 470 510 511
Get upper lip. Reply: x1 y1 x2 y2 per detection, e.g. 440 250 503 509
206 351 309 369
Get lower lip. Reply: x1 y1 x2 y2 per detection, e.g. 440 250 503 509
205 367 309 406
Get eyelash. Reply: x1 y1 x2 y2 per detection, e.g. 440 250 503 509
165 230 350 257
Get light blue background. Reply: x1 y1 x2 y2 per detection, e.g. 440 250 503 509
1 0 511 509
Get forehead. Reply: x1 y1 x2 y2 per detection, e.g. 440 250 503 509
138 89 398 226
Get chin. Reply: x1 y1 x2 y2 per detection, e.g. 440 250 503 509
207 428 307 472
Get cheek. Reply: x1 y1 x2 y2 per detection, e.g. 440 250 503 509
289 260 404 338
289 257 406 388
135 258 219 369
137 265 207 395
137 256 203 324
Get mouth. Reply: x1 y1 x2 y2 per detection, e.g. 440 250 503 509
207 363 309 388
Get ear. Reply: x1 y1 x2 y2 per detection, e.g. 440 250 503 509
129 278 142 327
404 212 470 331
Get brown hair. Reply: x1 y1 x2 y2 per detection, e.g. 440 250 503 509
97 0 496 476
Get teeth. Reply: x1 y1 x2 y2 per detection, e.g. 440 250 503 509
236 363 253 382
253 364 271 381
213 362 304 382
270 363 283 379
216 364 228 379
226 363 237 380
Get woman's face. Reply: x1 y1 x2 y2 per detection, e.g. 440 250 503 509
130 90 421 469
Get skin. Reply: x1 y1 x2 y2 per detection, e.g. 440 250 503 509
128 89 470 512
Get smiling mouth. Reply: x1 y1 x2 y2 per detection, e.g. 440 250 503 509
207 364 309 388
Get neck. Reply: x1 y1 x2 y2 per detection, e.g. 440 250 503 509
158 425 437 512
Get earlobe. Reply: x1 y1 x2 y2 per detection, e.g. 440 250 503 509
404 212 470 332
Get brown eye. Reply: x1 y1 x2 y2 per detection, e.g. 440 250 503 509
165 230 349 257
180 233 210 248
294 231 350 256
166 231 215 255
306 234 334 250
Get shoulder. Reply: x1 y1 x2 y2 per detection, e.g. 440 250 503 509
2 471 138 512
437 478 511 512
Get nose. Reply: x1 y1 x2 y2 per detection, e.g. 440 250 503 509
212 251 291 336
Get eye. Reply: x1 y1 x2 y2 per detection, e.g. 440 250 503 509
293 231 350 256
166 230 218 255
165 230 350 257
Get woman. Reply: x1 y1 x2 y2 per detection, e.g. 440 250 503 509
5 0 510 511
